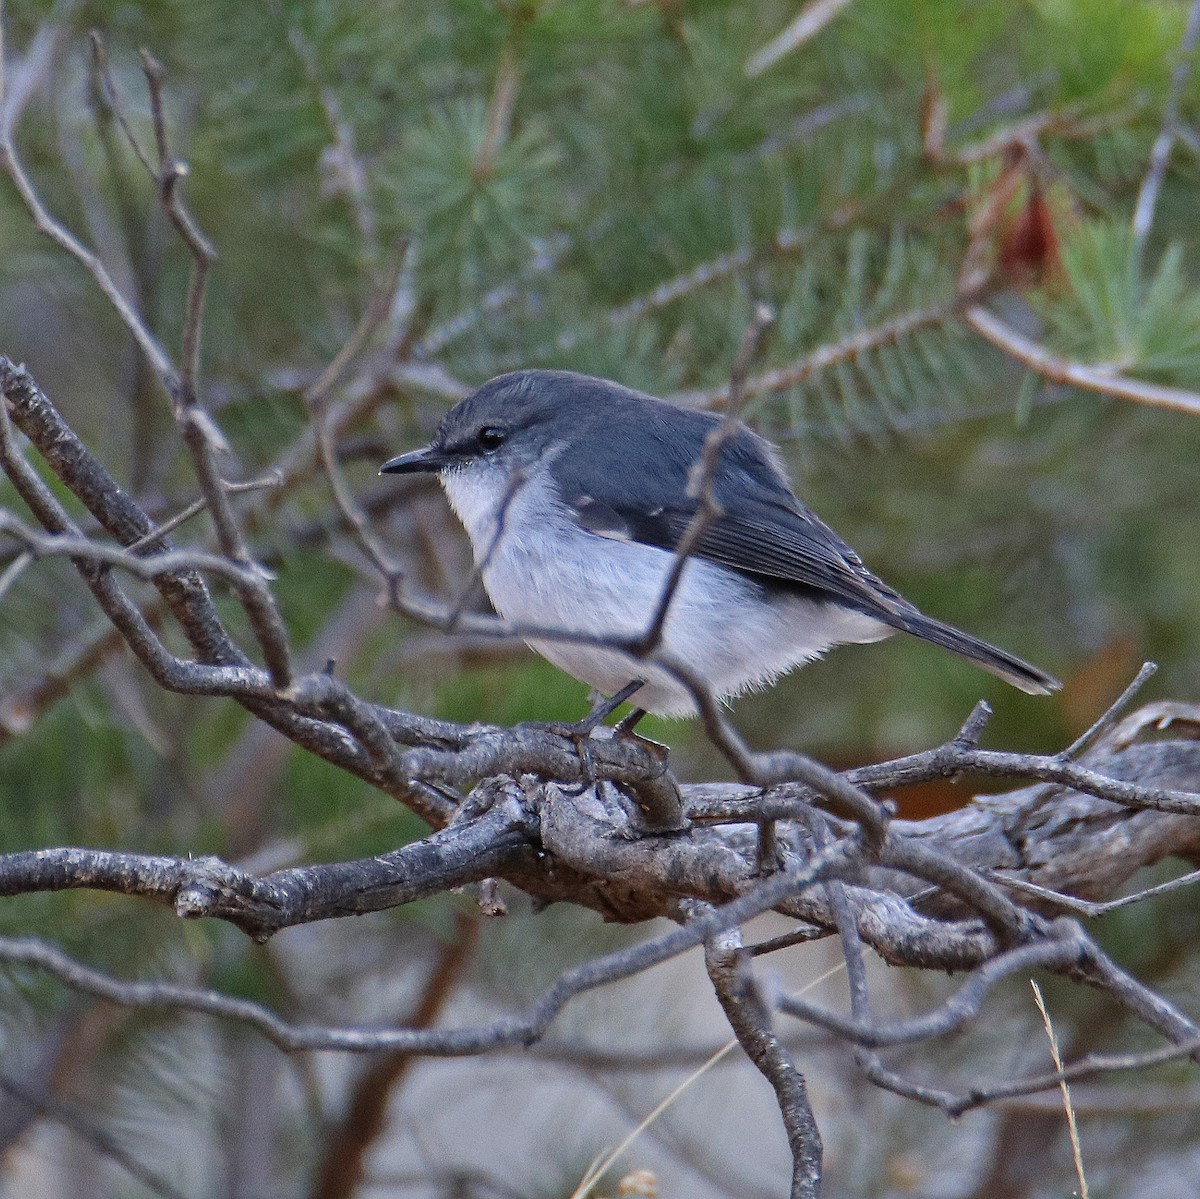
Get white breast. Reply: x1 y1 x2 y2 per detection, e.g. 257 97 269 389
440 464 889 716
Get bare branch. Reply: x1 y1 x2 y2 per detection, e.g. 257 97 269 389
843 689 1200 817
0 512 278 595
777 934 1083 1048
282 17 379 264
0 357 441 809
1059 660 1158 759
0 545 31 603
704 925 823 1199
2 27 293 686
304 248 409 414
674 303 955 410
87 32 154 180
989 867 1200 918
123 470 283 554
0 23 176 388
0 842 856 1052
964 304 1200 418
1131 0 1200 266
745 0 854 78
0 784 525 937
140 45 216 403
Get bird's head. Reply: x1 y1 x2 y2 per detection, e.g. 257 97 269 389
380 370 593 482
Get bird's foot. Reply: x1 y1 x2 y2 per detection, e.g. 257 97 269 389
520 680 646 787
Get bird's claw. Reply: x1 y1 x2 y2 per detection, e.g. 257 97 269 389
520 679 647 790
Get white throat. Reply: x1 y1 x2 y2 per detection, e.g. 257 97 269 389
438 462 536 561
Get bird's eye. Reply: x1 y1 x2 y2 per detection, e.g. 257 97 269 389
478 426 506 452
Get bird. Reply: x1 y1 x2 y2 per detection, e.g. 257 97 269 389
381 369 1060 721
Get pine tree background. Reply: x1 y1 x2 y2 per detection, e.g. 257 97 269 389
2 1 1200 1195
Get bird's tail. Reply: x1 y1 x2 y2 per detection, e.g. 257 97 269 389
887 608 1061 696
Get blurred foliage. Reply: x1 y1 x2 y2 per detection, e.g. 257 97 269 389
2 0 1200 1195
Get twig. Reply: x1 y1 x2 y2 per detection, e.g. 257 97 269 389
0 515 278 602
87 32 154 177
947 1032 1200 1114
283 18 380 264
964 305 1200 418
542 213 858 362
1131 0 1200 268
1 358 389 793
298 249 420 600
0 23 176 389
662 657 892 842
123 471 283 554
676 303 955 410
881 833 1035 942
745 0 854 78
1059 661 1157 760
705 924 823 1198
3 28 293 687
304 247 408 414
777 936 1078 1048
313 406 405 583
996 1081 1200 1116
989 867 1200 918
858 739 1200 816
93 37 286 683
135 49 295 686
139 48 219 387
941 102 1087 167
1104 700 1200 751
0 546 32 603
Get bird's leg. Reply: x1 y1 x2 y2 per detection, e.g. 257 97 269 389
533 678 645 740
520 679 646 786
577 678 647 736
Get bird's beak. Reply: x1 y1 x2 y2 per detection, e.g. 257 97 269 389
379 445 452 475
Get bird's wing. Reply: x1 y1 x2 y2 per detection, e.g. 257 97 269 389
558 426 1061 695
570 488 913 622
556 416 908 616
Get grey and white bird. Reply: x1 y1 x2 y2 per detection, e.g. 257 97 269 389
381 370 1060 718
